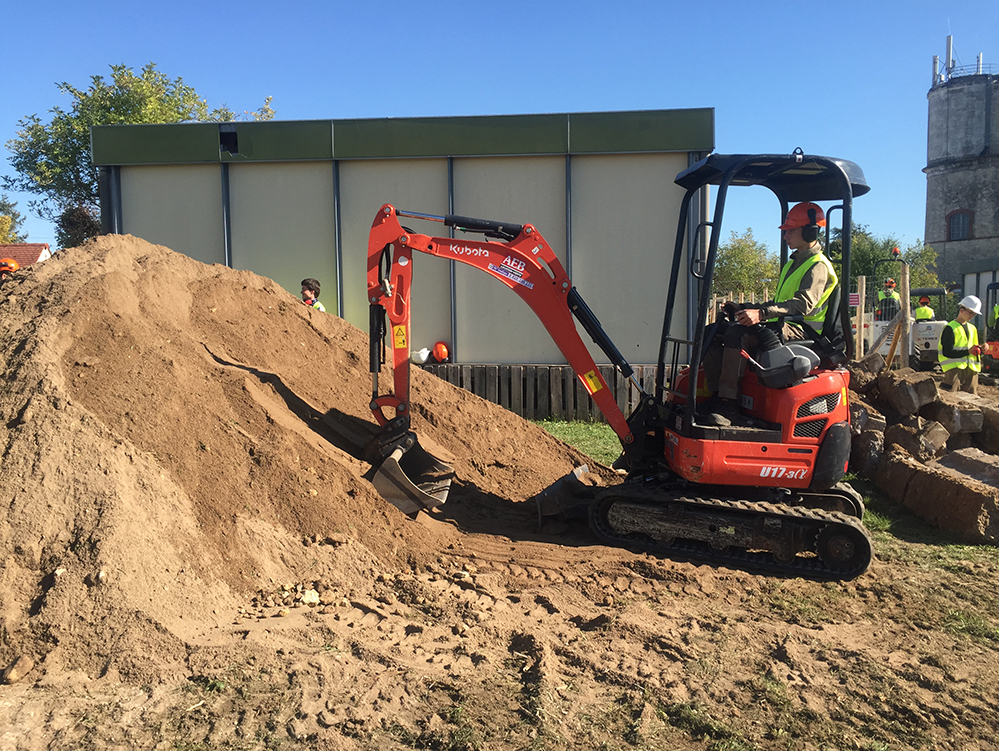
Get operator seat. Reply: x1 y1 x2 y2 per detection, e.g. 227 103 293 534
777 284 848 369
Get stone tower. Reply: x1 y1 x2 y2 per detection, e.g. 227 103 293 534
924 36 999 284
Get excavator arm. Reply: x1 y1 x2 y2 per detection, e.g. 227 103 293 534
367 204 642 513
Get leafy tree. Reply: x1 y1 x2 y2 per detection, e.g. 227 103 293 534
712 229 781 298
4 63 274 247
0 193 27 243
829 224 940 309
55 204 102 249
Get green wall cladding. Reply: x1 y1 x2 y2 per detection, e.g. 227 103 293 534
92 109 713 166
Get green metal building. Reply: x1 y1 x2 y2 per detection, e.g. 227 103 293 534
91 109 713 366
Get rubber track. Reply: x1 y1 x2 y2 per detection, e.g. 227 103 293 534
590 490 874 581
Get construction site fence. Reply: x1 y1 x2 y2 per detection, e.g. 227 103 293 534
422 363 663 423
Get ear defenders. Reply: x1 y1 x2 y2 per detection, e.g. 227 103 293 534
801 208 820 243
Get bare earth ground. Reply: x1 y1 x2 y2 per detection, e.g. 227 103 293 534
1 235 998 751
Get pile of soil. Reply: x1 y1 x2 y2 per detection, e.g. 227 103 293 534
1 235 998 750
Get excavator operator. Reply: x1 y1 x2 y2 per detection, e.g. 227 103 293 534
704 202 838 424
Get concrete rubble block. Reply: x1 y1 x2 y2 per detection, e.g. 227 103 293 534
875 447 918 505
849 392 887 435
876 368 939 417
877 447 999 544
935 392 999 454
851 353 886 375
850 430 884 478
921 398 984 435
947 433 976 452
848 368 877 395
935 448 999 487
884 421 950 463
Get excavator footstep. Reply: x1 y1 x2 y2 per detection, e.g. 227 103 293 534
373 442 453 516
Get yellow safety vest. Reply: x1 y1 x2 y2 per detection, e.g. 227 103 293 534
914 306 934 320
770 250 838 328
938 320 981 373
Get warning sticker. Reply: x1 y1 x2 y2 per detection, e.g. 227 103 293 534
581 370 603 394
393 325 408 349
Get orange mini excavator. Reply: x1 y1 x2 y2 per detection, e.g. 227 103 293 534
367 151 875 580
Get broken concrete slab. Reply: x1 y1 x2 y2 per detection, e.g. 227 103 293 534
934 448 999 488
884 421 950 463
876 447 999 544
935 391 999 454
947 433 976 452
876 368 939 417
850 430 884 477
920 399 984 435
849 392 887 435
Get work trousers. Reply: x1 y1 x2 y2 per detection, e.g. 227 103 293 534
703 321 803 399
942 367 978 395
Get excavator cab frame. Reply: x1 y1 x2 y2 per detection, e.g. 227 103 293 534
662 150 868 424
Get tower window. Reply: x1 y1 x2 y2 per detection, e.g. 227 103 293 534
947 210 972 241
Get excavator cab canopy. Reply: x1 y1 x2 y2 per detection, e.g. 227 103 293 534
674 152 870 202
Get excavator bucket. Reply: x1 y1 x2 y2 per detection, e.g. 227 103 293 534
372 436 454 516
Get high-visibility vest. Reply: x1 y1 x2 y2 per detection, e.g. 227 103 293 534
878 290 900 302
989 304 999 330
770 251 838 329
938 320 981 373
914 306 934 321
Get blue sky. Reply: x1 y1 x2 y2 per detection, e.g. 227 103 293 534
4 0 998 256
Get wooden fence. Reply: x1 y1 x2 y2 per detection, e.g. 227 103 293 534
422 363 662 422
420 288 769 422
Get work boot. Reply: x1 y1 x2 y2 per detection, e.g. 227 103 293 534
697 396 742 426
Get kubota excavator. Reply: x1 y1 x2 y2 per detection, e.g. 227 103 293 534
367 151 876 580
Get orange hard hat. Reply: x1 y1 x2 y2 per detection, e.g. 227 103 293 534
432 341 450 363
885 278 896 288
919 295 930 304
779 202 826 230
0 258 19 274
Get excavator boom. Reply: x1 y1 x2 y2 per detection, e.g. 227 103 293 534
367 204 639 513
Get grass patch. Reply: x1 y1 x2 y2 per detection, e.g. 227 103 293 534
944 610 999 642
534 419 621 466
661 702 753 750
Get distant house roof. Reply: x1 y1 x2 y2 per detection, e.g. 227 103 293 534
0 243 52 268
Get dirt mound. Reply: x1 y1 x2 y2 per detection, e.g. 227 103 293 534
2 235 999 750
0 235 588 684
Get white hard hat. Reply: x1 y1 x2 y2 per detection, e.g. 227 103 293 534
410 347 431 365
958 295 982 315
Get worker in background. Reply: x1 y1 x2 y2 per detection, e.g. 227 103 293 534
703 202 837 423
988 299 999 338
938 295 983 395
300 278 327 313
914 295 935 321
0 257 19 285
876 279 901 321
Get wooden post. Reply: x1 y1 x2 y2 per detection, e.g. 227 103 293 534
899 264 911 369
856 276 867 359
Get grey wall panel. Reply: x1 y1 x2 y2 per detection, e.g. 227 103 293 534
569 153 688 364
120 165 225 265
452 156 566 364
338 160 451 346
228 162 336 306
